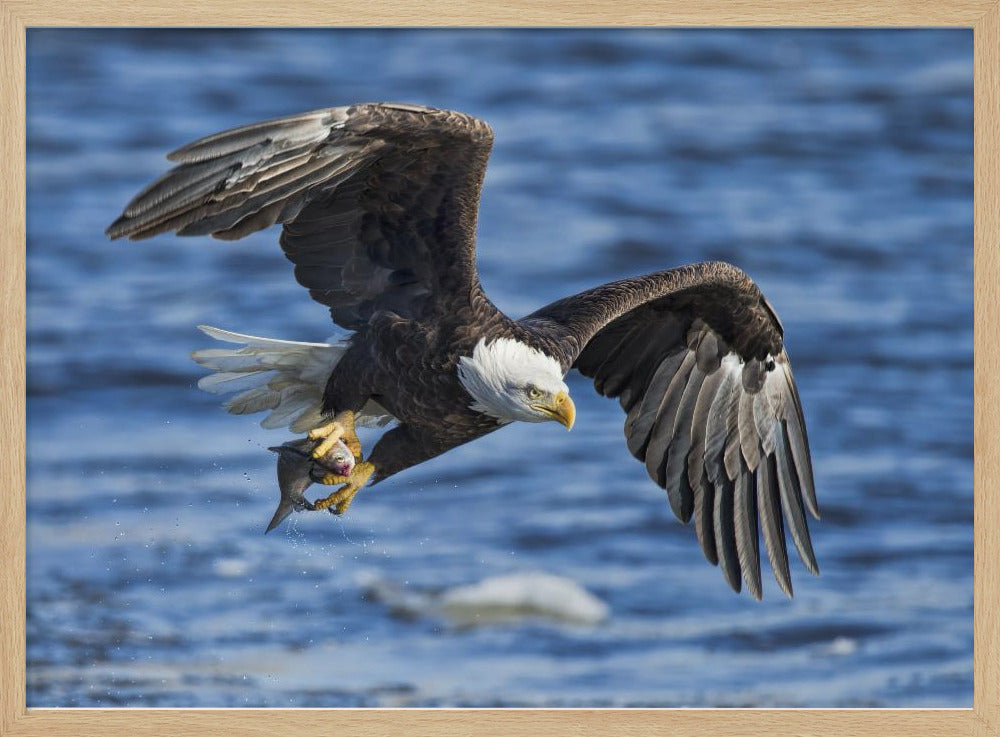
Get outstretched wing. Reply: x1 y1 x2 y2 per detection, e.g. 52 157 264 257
522 261 818 599
107 103 494 330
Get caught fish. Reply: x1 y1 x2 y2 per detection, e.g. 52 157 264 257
265 436 356 533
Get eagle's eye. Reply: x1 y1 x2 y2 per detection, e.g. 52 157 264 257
527 386 542 400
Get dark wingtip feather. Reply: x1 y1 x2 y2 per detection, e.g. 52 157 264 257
661 368 706 523
777 358 820 520
692 477 718 566
780 419 820 521
734 467 762 600
106 218 156 241
674 467 695 524
802 470 821 521
166 108 335 163
757 454 793 598
644 351 696 490
713 476 742 593
773 439 820 576
105 220 125 240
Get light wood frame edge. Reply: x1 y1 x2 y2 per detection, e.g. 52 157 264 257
1 2 996 736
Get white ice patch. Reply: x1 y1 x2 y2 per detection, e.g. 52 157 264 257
440 572 609 626
357 571 609 627
820 636 859 657
212 557 250 578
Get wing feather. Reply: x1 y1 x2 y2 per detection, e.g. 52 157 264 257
757 453 792 596
775 438 820 574
166 109 335 163
660 365 707 523
723 395 744 482
778 361 820 519
644 351 696 488
625 348 687 459
738 389 761 471
686 364 727 492
704 358 741 485
734 467 763 599
714 475 742 593
692 475 718 566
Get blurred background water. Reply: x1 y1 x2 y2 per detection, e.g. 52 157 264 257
25 29 973 707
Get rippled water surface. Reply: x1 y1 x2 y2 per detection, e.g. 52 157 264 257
26 29 973 707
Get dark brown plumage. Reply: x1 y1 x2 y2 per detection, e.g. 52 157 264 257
107 103 819 599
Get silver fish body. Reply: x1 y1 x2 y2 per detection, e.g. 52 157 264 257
265 437 356 533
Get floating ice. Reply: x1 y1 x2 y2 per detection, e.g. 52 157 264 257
213 557 250 578
441 572 609 626
821 636 859 657
357 571 609 627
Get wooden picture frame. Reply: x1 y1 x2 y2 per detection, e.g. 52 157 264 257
2 3 997 735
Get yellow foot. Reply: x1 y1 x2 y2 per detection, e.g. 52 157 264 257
309 411 361 461
309 420 345 459
342 434 363 462
312 461 375 516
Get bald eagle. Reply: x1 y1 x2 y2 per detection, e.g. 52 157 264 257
107 103 818 599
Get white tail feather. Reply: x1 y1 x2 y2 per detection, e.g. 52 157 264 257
192 325 394 431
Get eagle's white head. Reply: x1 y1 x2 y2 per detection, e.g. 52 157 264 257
457 337 576 428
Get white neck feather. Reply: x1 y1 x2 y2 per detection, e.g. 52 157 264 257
457 337 566 423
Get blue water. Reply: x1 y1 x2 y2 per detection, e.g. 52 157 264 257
25 29 973 707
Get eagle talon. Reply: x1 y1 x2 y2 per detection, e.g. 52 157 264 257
311 422 345 459
344 436 363 462
312 485 356 514
310 411 363 461
308 419 339 440
328 489 358 516
309 461 375 517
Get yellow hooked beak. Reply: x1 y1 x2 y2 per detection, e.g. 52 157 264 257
535 390 576 430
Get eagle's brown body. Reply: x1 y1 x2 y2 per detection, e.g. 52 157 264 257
325 299 517 480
